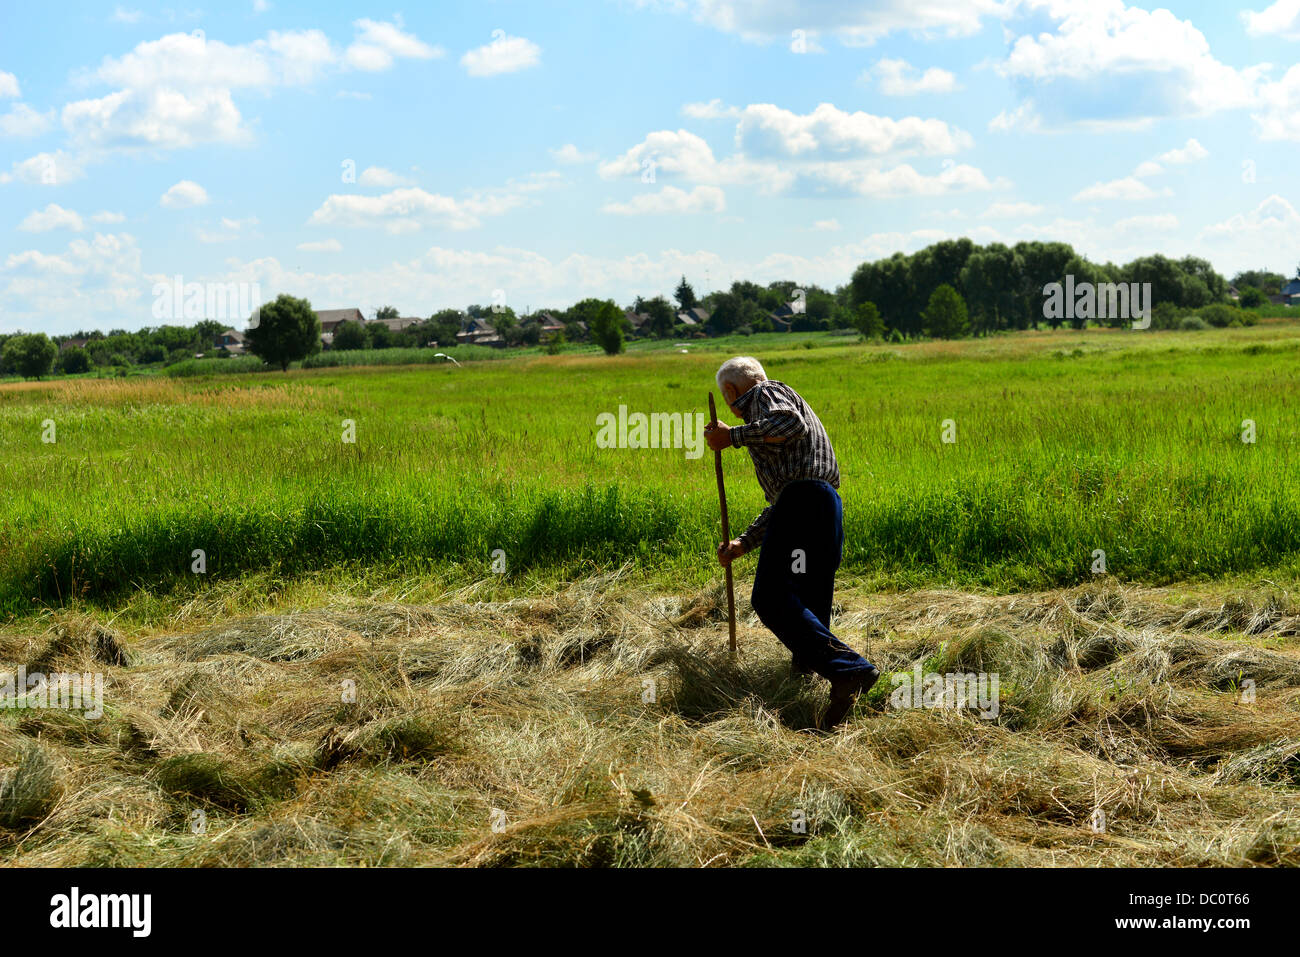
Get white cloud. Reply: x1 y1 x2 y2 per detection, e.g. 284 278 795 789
160 179 209 208
198 216 259 243
808 161 995 198
64 87 248 150
460 33 541 77
735 102 971 158
812 218 841 231
550 143 598 164
602 184 726 215
308 184 537 233
1197 195 1300 275
1073 176 1169 202
0 103 53 137
111 6 142 23
982 201 1044 218
1242 0 1300 39
345 18 442 71
682 99 740 120
359 166 414 187
2 150 85 186
597 128 796 194
988 99 1041 132
91 211 126 224
19 204 85 232
297 239 342 253
0 71 19 99
672 0 1004 46
1133 161 1163 178
1254 64 1300 141
1114 213 1178 233
1 232 144 331
868 58 960 95
996 0 1267 127
1157 138 1208 164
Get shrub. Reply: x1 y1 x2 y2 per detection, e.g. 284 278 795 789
59 346 92 375
1179 316 1209 331
1199 303 1244 328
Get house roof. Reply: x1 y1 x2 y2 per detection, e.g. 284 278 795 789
1281 279 1300 296
315 308 365 329
59 338 90 350
219 328 245 341
625 311 651 327
676 307 710 325
371 317 423 332
537 312 565 329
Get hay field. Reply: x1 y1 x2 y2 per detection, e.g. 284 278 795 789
2 325 1299 866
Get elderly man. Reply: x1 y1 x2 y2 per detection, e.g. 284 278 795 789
704 356 879 730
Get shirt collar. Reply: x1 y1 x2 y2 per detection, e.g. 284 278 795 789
732 381 762 422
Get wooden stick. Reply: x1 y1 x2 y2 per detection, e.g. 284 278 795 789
708 392 738 656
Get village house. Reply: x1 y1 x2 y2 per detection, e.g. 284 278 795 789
624 310 652 337
59 337 90 352
676 306 710 327
456 316 504 347
536 312 565 340
215 329 246 354
315 308 366 335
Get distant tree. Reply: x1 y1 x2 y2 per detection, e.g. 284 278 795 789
640 295 676 338
1231 270 1285 294
367 322 396 349
2 333 58 379
1238 286 1266 308
922 284 969 339
674 276 697 312
960 244 1021 334
1015 241 1075 331
428 309 463 346
375 305 400 320
333 320 369 350
60 345 93 374
246 294 321 371
576 298 625 355
488 307 518 335
851 301 884 339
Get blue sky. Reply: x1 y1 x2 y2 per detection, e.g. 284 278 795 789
2 0 1299 334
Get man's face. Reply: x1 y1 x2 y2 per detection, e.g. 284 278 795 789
722 379 750 419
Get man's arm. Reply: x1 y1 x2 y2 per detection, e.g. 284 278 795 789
737 504 772 553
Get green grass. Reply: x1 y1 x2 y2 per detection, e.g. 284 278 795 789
2 323 1300 617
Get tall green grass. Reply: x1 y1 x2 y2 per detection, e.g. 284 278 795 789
3 324 1299 615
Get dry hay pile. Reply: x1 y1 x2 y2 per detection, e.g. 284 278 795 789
1 574 1298 867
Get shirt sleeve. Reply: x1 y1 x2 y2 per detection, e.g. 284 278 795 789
738 505 772 552
729 385 807 447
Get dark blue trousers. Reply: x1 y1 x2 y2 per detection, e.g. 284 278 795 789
750 480 874 682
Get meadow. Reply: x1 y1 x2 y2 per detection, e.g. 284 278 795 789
3 323 1300 867
1 323 1299 619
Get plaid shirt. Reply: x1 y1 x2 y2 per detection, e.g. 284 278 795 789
727 379 839 551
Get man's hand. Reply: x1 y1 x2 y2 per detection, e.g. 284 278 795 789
717 538 746 567
704 422 731 452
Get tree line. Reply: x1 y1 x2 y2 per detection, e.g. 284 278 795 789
2 240 1291 376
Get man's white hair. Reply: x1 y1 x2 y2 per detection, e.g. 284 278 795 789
716 356 766 395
